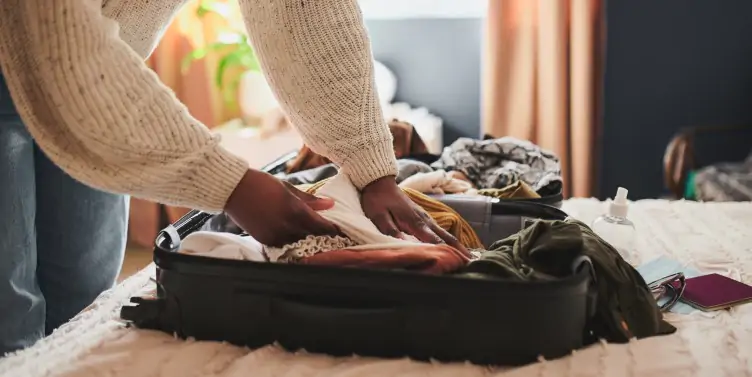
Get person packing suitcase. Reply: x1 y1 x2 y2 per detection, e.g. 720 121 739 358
0 0 462 355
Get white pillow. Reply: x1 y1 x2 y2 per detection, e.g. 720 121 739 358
373 60 397 105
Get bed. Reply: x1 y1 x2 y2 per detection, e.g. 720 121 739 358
2 199 751 377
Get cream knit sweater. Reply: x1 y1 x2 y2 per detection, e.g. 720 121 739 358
0 0 397 213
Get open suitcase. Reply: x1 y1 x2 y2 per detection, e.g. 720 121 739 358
120 153 596 366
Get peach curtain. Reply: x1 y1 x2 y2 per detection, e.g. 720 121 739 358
481 0 605 198
128 0 244 247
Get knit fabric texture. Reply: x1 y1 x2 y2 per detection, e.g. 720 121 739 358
265 235 358 263
0 0 397 213
285 119 427 175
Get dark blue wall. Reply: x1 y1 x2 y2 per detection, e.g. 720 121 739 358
600 0 752 199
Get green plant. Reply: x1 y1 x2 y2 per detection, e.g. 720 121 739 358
181 0 260 107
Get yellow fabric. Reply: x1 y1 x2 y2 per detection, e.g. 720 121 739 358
477 181 541 199
301 180 326 193
303 180 484 249
402 188 484 249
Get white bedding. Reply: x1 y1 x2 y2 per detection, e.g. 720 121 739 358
2 199 752 377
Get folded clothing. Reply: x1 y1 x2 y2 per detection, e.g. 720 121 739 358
299 244 469 274
300 174 426 250
447 170 474 185
178 232 468 275
179 231 266 262
182 174 479 272
304 177 484 250
178 232 361 263
395 159 434 183
476 180 541 199
191 174 429 263
400 188 484 249
399 169 541 200
397 169 474 195
431 136 562 195
458 218 675 343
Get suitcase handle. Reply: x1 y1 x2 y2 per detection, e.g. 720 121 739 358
271 296 400 322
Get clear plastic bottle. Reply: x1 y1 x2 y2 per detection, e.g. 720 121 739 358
591 187 637 264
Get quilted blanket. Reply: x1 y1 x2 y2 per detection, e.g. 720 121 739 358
2 199 751 377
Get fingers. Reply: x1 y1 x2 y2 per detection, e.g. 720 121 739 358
393 206 470 257
409 223 443 245
285 182 336 211
304 195 336 211
428 221 470 257
392 207 443 245
297 202 342 238
370 211 402 239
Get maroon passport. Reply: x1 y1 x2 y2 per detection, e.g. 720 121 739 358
680 273 752 311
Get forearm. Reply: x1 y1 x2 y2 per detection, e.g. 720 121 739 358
0 0 248 213
239 0 398 188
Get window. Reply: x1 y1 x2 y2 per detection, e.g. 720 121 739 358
358 0 486 19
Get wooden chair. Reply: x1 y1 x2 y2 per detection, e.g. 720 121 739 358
663 124 752 199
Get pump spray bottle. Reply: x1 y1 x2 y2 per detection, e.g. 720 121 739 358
591 187 637 264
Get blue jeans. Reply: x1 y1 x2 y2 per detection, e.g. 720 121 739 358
0 74 128 355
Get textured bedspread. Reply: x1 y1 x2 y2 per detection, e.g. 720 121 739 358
2 199 751 377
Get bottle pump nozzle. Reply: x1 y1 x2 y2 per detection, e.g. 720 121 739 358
609 187 629 218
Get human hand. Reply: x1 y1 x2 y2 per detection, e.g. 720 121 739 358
361 176 469 256
224 169 341 247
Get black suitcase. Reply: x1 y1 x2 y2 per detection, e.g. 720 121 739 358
120 156 596 366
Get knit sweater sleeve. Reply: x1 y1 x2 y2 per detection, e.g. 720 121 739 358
0 0 249 213
239 0 399 189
